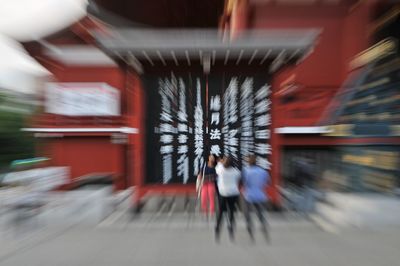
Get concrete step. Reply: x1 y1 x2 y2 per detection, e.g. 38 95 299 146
141 195 198 213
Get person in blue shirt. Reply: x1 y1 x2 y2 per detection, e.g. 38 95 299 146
242 154 270 242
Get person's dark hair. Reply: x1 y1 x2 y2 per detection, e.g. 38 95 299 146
208 154 218 165
212 154 220 162
247 154 257 166
223 156 233 168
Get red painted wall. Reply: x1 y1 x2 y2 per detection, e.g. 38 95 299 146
242 3 375 206
250 5 346 88
341 2 373 80
44 137 124 183
250 4 373 127
35 60 131 189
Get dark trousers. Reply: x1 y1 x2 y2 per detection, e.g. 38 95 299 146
244 201 268 238
214 181 220 214
215 195 239 235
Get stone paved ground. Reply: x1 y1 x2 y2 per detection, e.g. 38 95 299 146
1 211 400 266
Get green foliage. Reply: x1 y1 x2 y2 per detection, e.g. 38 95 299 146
0 99 35 171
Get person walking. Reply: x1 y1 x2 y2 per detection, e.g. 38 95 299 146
214 156 224 211
242 155 270 242
196 154 217 216
215 156 241 242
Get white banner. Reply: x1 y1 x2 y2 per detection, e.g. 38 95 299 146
45 82 120 116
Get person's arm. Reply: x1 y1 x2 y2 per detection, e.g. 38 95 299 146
196 168 203 182
196 165 206 192
264 171 270 189
241 169 247 187
238 169 245 190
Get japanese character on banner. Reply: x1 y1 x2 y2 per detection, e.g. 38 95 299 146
177 78 187 122
211 112 220 125
223 91 229 124
241 121 253 132
255 143 272 155
228 136 239 147
222 90 230 155
240 78 254 116
159 80 173 116
255 114 271 127
162 154 173 184
178 123 188 132
210 145 221 157
194 146 204 157
228 78 238 124
177 155 189 184
178 145 188 154
160 145 173 155
178 112 187 122
160 134 173 144
255 129 270 139
194 134 203 142
255 85 271 100
255 99 271 114
160 111 172 122
178 135 188 144
193 78 204 175
240 77 254 167
210 95 221 111
241 78 253 99
230 146 238 159
229 114 238 124
228 129 238 140
160 123 175 133
257 156 271 170
210 129 221 140
241 130 253 137
240 140 254 158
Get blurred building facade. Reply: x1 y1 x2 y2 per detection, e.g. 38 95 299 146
23 0 400 206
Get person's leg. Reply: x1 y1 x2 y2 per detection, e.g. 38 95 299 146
215 197 226 241
226 196 238 240
208 182 215 214
244 201 254 240
215 193 221 216
214 181 220 215
254 202 269 242
201 183 209 214
254 202 266 225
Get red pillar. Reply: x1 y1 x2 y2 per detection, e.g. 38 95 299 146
269 76 282 207
230 0 249 40
126 68 146 207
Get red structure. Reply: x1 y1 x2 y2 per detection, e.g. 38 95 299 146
25 0 399 207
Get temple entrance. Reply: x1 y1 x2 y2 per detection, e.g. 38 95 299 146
144 71 272 184
95 28 318 202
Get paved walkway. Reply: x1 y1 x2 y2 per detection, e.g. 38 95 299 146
1 212 400 266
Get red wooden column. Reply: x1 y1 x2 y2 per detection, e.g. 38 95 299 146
126 68 146 207
268 75 282 207
230 0 249 40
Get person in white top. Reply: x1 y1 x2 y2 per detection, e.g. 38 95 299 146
215 158 223 176
215 156 241 242
214 156 224 202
